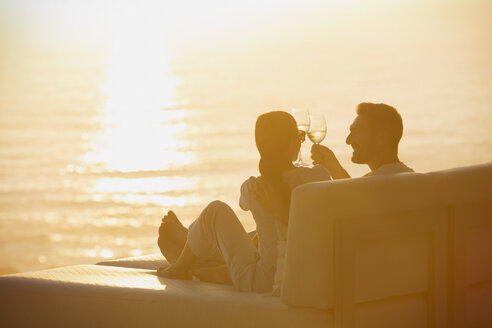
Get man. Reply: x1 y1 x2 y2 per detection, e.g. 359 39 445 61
311 102 413 178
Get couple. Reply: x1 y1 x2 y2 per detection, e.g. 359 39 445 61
157 102 413 293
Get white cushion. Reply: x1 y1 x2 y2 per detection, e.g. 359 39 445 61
97 253 167 270
434 162 492 327
429 162 492 204
0 264 331 328
281 173 443 310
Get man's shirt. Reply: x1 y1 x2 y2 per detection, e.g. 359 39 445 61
364 162 414 177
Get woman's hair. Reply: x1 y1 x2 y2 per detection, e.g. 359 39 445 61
255 111 298 222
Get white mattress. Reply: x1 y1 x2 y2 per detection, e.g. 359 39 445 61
97 253 168 270
0 264 331 328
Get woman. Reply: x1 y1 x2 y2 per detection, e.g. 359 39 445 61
157 111 331 292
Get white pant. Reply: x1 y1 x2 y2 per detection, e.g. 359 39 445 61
188 200 272 292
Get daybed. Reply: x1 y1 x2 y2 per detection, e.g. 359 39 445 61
1 163 491 327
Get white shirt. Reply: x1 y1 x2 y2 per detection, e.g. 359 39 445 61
239 165 331 279
364 162 414 177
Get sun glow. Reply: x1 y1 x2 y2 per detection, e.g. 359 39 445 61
80 13 195 174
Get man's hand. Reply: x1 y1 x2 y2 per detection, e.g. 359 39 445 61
311 144 336 167
311 144 351 179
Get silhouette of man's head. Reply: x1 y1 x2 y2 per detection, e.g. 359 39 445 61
346 102 403 164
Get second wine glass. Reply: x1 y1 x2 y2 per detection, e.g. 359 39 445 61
308 113 326 145
291 108 310 167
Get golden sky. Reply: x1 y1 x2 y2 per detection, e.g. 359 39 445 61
2 0 488 49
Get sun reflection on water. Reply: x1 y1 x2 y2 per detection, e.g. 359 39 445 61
70 24 201 262
81 24 194 175
80 118 192 173
92 177 199 194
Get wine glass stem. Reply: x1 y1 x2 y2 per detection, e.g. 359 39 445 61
298 148 303 163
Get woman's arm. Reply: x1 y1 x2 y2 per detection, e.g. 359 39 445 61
239 176 259 211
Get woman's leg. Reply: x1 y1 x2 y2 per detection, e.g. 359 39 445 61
187 200 260 291
157 241 196 279
157 201 261 291
158 210 258 264
191 264 233 285
158 210 224 271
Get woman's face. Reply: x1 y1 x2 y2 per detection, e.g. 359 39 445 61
255 113 300 162
288 130 302 161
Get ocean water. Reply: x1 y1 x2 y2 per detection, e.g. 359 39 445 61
0 0 491 274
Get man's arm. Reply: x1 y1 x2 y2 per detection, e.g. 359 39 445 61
311 144 351 179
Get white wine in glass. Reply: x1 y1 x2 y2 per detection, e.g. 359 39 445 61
291 108 310 166
308 113 326 144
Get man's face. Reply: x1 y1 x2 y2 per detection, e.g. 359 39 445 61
346 115 374 164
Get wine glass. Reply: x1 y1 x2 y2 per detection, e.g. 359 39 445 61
291 108 310 167
308 113 326 145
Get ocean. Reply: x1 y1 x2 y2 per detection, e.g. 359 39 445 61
0 0 491 274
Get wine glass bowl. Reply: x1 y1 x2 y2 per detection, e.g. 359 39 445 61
308 113 326 145
291 108 310 166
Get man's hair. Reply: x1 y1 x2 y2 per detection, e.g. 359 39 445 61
356 102 403 147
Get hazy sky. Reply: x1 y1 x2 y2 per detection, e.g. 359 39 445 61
2 0 488 51
0 0 329 46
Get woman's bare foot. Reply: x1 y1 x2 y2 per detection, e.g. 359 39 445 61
158 210 189 263
160 210 188 245
158 241 197 280
157 264 192 280
191 265 233 285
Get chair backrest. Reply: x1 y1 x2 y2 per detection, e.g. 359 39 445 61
430 162 492 327
282 173 449 328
